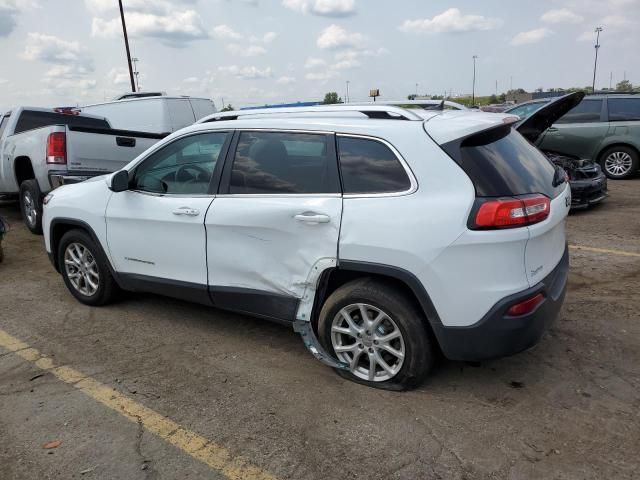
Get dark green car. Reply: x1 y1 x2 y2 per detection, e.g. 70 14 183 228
508 94 640 179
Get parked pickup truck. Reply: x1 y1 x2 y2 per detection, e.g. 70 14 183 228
0 107 167 234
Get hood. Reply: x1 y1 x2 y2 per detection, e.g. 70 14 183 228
516 92 585 143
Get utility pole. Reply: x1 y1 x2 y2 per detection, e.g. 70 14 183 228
592 27 603 93
346 80 350 103
510 75 513 91
415 83 419 97
610 71 613 90
118 0 136 93
132 57 141 92
472 55 478 106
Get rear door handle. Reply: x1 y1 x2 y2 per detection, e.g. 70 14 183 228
294 212 331 224
172 207 200 216
547 127 559 132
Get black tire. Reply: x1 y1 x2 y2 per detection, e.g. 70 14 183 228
599 145 639 179
58 229 118 306
19 179 43 235
318 278 434 391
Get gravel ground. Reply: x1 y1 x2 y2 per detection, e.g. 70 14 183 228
0 181 638 480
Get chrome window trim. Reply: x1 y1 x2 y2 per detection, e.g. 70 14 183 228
336 133 418 198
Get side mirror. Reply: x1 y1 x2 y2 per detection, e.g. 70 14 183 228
110 170 129 192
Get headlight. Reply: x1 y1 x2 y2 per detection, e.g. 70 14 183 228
43 193 54 205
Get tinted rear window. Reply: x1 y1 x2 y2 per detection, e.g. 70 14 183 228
608 98 640 122
14 111 110 134
555 99 602 124
446 126 564 199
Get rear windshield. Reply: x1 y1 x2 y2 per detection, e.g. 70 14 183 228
443 125 564 199
14 110 110 135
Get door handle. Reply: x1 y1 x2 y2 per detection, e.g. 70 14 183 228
172 207 200 216
294 212 330 224
547 127 559 132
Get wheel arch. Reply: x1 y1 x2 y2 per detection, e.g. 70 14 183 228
14 156 36 187
49 219 120 285
311 261 444 338
596 142 640 163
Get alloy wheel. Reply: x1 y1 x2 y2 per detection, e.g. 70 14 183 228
331 303 405 382
22 191 37 227
604 151 633 177
64 243 100 296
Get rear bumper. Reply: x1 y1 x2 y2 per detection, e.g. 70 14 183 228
433 245 569 362
570 174 608 209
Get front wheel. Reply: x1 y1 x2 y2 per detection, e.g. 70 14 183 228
19 179 43 234
58 229 118 306
600 146 639 179
318 278 435 390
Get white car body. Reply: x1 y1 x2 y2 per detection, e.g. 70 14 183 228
43 105 570 385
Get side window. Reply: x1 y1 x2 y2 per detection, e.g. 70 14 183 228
556 99 603 124
229 131 338 194
133 132 229 195
608 98 640 122
337 136 411 194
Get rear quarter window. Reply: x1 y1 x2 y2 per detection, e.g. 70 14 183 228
337 136 411 194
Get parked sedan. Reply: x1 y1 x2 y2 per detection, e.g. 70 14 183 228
515 93 608 209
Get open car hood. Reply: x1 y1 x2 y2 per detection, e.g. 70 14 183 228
516 92 585 143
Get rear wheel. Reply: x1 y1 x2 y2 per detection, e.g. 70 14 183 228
19 179 43 234
318 278 434 390
58 229 118 306
600 146 639 179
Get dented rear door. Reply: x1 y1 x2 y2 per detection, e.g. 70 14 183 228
205 130 342 322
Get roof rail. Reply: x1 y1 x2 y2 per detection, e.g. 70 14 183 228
198 104 424 123
588 91 639 96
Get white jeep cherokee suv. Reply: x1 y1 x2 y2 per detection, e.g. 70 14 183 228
43 105 570 390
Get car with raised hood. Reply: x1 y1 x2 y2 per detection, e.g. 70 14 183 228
42 104 570 390
514 92 608 209
508 93 640 180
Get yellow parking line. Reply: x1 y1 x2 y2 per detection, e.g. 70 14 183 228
0 329 277 480
569 244 640 258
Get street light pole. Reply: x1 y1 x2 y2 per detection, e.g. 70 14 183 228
472 55 478 106
415 83 419 97
118 0 136 93
592 27 603 93
346 80 350 103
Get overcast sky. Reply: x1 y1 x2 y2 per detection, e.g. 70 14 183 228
0 0 638 111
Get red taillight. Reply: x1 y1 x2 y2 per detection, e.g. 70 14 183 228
506 293 545 316
47 132 66 164
473 194 550 229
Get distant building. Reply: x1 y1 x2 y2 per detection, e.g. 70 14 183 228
506 92 533 104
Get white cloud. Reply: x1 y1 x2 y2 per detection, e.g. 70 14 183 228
218 65 273 79
262 31 277 43
212 24 243 40
283 0 355 17
22 33 94 70
511 27 552 46
90 3 207 47
108 67 132 86
276 76 296 85
0 0 38 37
400 8 502 34
305 57 326 69
226 44 267 56
305 70 338 82
541 8 583 24
317 24 366 50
